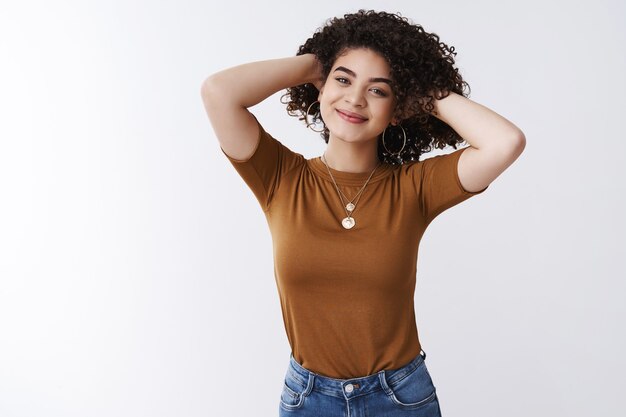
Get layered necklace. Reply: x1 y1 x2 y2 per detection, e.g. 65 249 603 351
321 152 381 230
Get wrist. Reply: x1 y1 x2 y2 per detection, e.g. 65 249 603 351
304 53 323 89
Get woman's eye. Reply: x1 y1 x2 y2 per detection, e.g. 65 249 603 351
372 88 387 97
335 78 387 97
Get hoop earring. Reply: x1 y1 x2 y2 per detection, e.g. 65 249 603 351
305 100 325 133
382 124 407 157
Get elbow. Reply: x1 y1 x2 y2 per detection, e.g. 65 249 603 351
200 76 226 109
506 132 526 160
500 130 526 154
495 131 526 160
200 76 217 97
515 131 527 154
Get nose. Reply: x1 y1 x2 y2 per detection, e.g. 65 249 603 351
344 88 366 107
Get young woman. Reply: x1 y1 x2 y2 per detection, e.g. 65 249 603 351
201 9 524 417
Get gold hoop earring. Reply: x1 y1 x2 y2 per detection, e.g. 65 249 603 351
382 124 407 157
305 100 325 133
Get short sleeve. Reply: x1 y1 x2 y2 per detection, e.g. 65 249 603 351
220 115 304 212
418 146 488 223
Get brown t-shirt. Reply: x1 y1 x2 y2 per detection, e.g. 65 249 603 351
220 115 488 378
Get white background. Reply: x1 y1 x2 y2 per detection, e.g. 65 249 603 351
1 0 624 416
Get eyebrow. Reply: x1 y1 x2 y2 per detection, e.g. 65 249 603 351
333 66 392 85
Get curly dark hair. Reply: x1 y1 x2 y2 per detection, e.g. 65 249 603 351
281 9 471 165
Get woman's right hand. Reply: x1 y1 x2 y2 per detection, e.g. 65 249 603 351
307 54 324 91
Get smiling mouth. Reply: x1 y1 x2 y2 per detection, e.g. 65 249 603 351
336 109 368 123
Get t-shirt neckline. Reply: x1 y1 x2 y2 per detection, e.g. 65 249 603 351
308 156 394 186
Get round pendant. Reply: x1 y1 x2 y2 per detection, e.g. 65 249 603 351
346 203 355 212
342 216 355 229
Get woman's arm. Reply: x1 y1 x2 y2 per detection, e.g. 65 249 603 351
430 92 526 193
200 54 322 161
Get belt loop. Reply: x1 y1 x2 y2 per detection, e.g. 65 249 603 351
421 349 427 360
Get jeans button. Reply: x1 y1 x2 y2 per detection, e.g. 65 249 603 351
344 383 354 393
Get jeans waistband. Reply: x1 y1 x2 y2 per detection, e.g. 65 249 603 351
286 350 427 399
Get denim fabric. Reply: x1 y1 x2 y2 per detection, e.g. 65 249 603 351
279 350 442 416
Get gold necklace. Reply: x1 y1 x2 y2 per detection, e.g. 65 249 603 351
321 153 381 229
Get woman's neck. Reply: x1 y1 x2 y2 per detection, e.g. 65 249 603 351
322 138 380 174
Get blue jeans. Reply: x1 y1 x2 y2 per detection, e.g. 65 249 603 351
279 350 442 416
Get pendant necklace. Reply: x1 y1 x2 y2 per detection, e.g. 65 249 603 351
321 152 381 229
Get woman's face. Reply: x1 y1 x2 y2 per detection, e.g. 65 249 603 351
318 47 398 144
